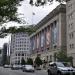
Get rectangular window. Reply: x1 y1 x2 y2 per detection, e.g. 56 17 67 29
68 23 73 29
68 12 73 20
69 44 74 49
69 32 74 39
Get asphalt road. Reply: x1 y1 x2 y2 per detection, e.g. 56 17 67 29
0 67 47 75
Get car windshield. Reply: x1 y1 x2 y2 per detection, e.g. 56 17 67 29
63 62 71 67
25 65 33 68
56 62 71 67
56 62 65 67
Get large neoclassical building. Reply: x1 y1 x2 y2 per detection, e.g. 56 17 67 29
30 4 67 62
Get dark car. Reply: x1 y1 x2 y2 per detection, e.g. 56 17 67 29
47 62 75 75
22 65 35 72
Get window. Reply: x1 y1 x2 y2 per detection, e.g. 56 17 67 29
69 32 74 39
27 48 29 50
68 12 73 20
22 53 24 56
71 23 73 29
22 34 24 37
18 53 20 56
69 44 74 49
72 44 74 48
16 54 17 56
68 23 73 29
68 3 72 10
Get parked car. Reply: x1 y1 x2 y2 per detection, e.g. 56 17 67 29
4 65 11 68
11 65 19 70
47 62 75 75
22 65 35 72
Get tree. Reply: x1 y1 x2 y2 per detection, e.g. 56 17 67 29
68 56 73 66
21 57 26 65
29 0 67 6
56 50 73 66
56 50 68 62
3 25 36 35
27 58 33 65
34 56 42 67
0 0 24 24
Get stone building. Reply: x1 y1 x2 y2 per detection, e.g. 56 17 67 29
66 0 75 66
30 4 67 63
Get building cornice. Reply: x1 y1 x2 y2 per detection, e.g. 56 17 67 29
65 0 70 2
30 4 66 37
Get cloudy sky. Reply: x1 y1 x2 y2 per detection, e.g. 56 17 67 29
0 0 60 48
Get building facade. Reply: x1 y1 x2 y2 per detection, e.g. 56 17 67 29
10 32 30 65
2 43 8 65
66 0 75 66
0 48 2 65
30 4 67 63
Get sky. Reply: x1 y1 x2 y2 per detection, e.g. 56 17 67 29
0 0 60 48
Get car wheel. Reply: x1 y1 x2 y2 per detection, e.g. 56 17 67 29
23 70 24 72
48 71 52 75
32 70 34 72
57 72 62 75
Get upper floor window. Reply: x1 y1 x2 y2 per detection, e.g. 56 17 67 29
22 53 24 56
67 3 72 11
69 32 74 39
69 43 74 49
18 53 20 56
68 23 73 29
68 12 73 20
68 3 72 9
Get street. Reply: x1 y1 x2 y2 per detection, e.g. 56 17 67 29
0 67 47 75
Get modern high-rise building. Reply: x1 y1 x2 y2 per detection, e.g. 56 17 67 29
66 0 75 66
30 4 66 62
10 32 30 65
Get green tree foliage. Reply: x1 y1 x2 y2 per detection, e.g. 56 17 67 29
56 50 68 62
34 56 42 67
0 0 24 24
27 58 33 65
56 50 73 66
29 0 66 6
3 25 36 35
21 57 26 65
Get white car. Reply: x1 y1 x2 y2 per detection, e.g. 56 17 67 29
4 65 9 68
22 65 35 72
47 62 75 75
11 65 19 70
